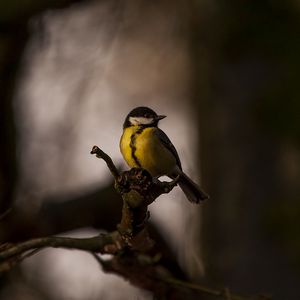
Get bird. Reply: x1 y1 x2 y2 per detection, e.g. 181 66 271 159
119 106 209 203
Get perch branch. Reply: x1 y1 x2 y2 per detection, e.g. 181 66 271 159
91 146 178 247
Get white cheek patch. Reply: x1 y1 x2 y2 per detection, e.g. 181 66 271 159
129 116 154 125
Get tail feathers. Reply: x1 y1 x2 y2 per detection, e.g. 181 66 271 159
177 172 209 204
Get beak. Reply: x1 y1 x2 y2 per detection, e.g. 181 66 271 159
156 115 166 121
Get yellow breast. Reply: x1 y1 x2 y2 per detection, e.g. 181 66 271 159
120 126 140 168
120 126 177 176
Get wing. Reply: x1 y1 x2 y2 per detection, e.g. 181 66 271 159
154 128 182 170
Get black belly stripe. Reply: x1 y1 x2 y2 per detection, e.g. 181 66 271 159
130 127 145 168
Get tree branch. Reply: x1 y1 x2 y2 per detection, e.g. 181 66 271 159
160 277 269 300
0 147 270 300
0 234 115 261
91 145 120 179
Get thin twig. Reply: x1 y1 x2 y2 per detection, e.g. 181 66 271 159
90 252 110 270
0 234 113 262
0 207 12 222
91 146 120 179
161 277 259 300
21 248 43 260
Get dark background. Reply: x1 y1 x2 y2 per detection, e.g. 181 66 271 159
0 0 299 299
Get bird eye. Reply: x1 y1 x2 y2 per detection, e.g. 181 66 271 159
144 113 150 118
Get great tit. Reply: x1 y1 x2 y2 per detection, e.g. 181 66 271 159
120 106 209 203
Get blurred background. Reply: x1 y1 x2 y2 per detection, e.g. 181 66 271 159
0 0 299 299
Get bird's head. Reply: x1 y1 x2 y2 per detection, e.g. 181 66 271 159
123 107 166 128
